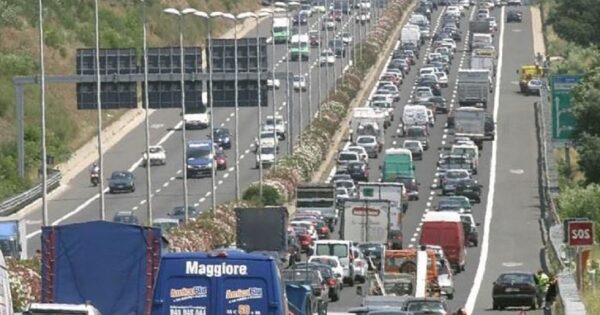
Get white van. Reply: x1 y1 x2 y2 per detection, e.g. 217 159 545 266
471 33 493 50
0 251 12 315
312 240 355 285
451 143 479 173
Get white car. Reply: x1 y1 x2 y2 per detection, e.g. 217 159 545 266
437 258 455 299
320 49 336 65
371 93 395 104
312 5 326 13
341 32 353 45
308 255 345 283
255 145 276 168
402 140 424 160
335 187 350 202
293 75 307 91
263 115 286 140
355 135 380 158
358 0 371 9
266 78 280 89
358 10 371 22
183 111 210 129
446 6 461 18
441 38 457 52
299 4 313 17
427 108 435 126
351 246 368 283
415 87 434 103
370 100 394 122
143 145 166 166
435 72 449 87
255 130 279 149
346 145 369 162
334 179 356 196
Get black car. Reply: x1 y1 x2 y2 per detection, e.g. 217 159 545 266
168 206 200 223
506 10 523 23
396 176 419 201
282 269 328 314
346 161 368 182
416 79 442 96
401 42 420 53
329 39 346 57
405 126 430 150
427 96 448 113
402 298 450 315
294 262 342 302
454 178 482 203
113 211 139 224
485 114 496 140
212 127 231 149
492 272 538 310
293 13 308 25
108 171 135 193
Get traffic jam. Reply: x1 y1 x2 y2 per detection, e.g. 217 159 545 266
283 0 511 313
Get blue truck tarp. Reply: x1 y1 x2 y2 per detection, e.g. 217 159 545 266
285 284 312 315
41 221 162 315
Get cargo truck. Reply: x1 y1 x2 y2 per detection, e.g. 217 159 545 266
357 182 406 249
235 207 293 264
470 55 496 77
350 107 386 150
0 219 26 259
272 17 290 44
296 184 338 229
457 69 492 107
340 199 391 244
453 106 486 148
401 24 421 47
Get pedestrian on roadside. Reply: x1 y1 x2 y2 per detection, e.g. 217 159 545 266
545 275 558 310
534 269 549 307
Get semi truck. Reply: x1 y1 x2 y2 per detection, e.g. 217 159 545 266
470 55 496 78
457 69 492 107
235 207 291 263
340 199 391 244
296 184 337 230
41 221 163 315
453 106 486 148
272 17 290 44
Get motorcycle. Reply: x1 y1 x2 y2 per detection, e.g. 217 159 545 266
90 172 99 186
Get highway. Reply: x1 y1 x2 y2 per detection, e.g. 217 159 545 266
317 3 547 314
23 5 379 255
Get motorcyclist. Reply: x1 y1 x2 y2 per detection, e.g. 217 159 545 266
89 162 100 175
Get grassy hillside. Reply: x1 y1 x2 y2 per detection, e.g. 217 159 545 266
0 0 259 200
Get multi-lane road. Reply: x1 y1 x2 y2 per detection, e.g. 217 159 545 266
320 3 546 314
22 5 380 254
21 1 547 313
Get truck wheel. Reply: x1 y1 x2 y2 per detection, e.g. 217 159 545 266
348 277 355 287
448 293 454 300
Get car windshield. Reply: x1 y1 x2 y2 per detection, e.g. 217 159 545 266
404 141 420 148
115 213 135 223
172 207 195 216
311 257 337 267
293 75 304 82
406 301 445 312
335 181 354 189
187 145 211 159
339 153 358 160
213 129 229 137
447 171 468 179
261 146 275 154
417 90 433 97
453 147 476 157
149 147 162 153
357 137 375 144
336 188 348 195
260 132 274 139
316 243 348 257
111 172 129 179
497 273 534 284
407 128 426 137
348 162 364 171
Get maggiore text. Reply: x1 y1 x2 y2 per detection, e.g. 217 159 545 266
186 261 248 277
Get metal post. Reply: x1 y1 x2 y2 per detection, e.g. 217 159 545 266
352 0 357 67
38 0 49 226
317 15 322 118
234 21 240 202
297 10 303 145
208 21 217 213
268 8 278 161
256 18 264 199
94 0 106 220
141 0 153 225
175 12 190 223
285 8 292 153
324 0 330 97
16 85 25 177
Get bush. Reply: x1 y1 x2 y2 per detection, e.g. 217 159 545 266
242 184 284 206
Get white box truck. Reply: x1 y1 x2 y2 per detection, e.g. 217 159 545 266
457 69 492 107
401 24 421 47
341 199 391 244
357 182 406 249
453 107 486 148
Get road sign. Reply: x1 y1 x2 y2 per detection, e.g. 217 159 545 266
550 74 583 140
567 220 595 247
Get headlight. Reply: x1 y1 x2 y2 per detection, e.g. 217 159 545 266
224 137 230 143
207 162 213 168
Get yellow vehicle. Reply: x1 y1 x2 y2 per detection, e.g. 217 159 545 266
517 64 543 93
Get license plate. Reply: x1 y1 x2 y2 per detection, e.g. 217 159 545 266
462 189 472 192
505 288 520 293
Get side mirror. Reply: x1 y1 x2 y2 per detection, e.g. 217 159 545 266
356 286 363 296
476 223 481 226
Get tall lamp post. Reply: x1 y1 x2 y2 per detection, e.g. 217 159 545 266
210 12 240 202
163 8 191 222
238 11 271 199
38 0 49 226
324 0 331 98
94 0 106 220
275 1 299 154
141 0 153 225
295 8 304 145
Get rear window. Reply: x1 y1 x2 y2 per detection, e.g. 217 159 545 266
316 243 348 258
339 153 358 161
497 273 534 284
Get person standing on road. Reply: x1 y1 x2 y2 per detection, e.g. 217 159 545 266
545 275 558 310
534 269 549 307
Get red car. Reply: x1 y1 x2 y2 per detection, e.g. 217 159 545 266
214 151 227 170
293 227 313 252
309 32 321 47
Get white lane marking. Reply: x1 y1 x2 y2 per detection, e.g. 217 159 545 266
223 173 230 179
206 191 211 197
199 197 206 202
193 202 199 207
176 169 182 174
132 206 138 211
465 6 504 314
240 154 245 159
228 167 234 172
170 176 175 181
218 180 223 185
155 188 161 193
509 169 524 174
140 199 147 205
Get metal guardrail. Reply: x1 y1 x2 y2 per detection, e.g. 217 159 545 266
535 84 588 314
0 170 61 216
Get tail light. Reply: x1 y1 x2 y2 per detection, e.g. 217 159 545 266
327 278 337 286
320 226 330 234
355 260 364 267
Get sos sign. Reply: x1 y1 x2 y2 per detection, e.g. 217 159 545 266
567 221 595 247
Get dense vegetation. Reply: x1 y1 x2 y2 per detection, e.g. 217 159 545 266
0 0 257 201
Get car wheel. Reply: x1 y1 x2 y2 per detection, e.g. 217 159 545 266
492 301 499 310
448 293 454 300
131 185 136 193
109 189 114 194
348 277 355 287
331 293 340 302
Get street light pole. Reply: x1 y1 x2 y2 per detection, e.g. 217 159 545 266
317 10 322 118
324 0 330 98
260 7 280 165
205 12 217 214
296 9 304 145
141 0 153 225
94 0 105 220
38 0 48 226
164 8 189 222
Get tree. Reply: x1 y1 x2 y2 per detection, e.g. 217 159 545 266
572 68 600 137
548 0 600 47
577 134 600 184
558 184 600 243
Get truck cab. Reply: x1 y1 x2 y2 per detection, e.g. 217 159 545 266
152 250 287 315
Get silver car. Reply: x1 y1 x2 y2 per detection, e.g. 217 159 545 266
355 135 380 158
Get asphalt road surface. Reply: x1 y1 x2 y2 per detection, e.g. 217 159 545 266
23 5 379 255
321 4 547 314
